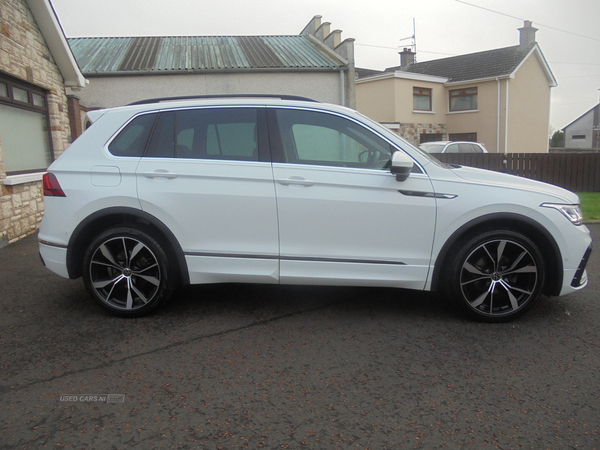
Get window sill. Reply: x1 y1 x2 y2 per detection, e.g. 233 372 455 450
413 110 435 114
447 110 479 115
1 172 45 186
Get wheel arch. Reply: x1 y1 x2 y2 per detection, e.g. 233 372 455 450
430 213 563 297
66 207 189 285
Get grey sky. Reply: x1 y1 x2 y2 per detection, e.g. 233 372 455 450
51 0 600 132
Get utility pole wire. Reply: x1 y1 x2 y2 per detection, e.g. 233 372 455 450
455 0 600 43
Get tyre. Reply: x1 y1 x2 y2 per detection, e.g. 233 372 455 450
447 230 545 322
82 227 174 317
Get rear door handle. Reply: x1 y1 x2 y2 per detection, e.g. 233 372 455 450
276 177 315 187
143 170 177 179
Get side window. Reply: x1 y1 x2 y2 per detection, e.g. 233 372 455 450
108 113 157 157
445 143 459 153
145 108 259 161
458 143 472 153
275 109 392 169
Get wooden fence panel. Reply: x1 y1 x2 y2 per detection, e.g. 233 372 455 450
433 153 600 192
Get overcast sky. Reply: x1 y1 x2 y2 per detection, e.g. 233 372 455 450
51 0 600 132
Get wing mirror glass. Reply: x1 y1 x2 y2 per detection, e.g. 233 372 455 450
390 151 414 182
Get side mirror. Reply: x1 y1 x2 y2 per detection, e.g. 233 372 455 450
390 151 414 182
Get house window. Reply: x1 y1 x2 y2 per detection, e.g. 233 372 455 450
0 75 53 175
572 135 586 140
420 133 443 144
449 133 477 142
449 87 477 112
413 87 432 111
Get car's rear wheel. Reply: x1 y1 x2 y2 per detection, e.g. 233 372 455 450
447 230 545 322
83 227 174 317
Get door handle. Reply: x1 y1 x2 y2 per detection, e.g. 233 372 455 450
143 170 177 179
276 177 315 187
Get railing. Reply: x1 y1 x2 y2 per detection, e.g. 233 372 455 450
433 153 600 192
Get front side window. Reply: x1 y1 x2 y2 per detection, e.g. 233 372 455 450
145 108 259 161
275 109 392 169
449 88 477 112
413 87 432 111
0 75 52 175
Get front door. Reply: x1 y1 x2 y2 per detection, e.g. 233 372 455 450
269 107 437 289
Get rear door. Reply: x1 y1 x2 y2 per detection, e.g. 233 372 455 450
135 107 280 284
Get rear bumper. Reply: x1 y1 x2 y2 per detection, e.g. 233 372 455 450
39 241 69 279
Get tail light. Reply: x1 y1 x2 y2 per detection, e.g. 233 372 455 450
43 173 66 197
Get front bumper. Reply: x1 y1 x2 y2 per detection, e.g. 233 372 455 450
571 244 592 288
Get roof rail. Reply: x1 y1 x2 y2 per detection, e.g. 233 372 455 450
127 94 319 106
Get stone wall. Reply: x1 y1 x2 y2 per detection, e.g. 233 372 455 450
398 122 447 147
0 0 72 247
1 182 44 247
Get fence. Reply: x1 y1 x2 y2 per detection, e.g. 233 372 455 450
434 153 600 192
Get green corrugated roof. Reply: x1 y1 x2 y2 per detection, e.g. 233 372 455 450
68 35 345 74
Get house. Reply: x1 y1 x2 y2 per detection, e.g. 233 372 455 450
356 21 556 154
66 15 355 116
0 0 85 247
562 103 600 150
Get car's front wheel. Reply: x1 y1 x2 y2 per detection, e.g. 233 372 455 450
82 227 174 317
447 230 545 322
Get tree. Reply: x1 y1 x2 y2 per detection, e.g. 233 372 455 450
551 130 564 148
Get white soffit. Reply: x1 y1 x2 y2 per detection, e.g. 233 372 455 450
26 0 86 88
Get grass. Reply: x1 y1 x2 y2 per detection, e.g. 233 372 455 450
578 192 600 221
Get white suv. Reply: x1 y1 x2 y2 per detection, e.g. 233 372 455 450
420 141 488 154
39 96 592 322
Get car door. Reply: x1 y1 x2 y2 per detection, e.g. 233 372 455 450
135 106 280 284
268 107 437 289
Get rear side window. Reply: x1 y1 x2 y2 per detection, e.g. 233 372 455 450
145 108 259 161
108 113 157 157
444 143 459 153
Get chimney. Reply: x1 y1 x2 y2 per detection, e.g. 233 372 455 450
518 20 538 46
399 48 415 67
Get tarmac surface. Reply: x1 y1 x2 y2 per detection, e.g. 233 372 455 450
1 225 599 449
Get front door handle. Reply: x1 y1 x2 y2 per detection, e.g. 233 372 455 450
143 170 177 179
276 177 315 187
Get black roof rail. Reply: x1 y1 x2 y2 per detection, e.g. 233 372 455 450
127 94 319 106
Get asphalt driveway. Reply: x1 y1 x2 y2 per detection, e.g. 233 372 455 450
1 225 599 449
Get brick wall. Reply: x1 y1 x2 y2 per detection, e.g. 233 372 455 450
0 0 72 247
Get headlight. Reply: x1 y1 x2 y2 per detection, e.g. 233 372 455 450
542 203 584 225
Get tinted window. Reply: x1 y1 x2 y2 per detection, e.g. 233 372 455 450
145 108 259 161
275 109 392 169
445 144 459 153
108 113 157 157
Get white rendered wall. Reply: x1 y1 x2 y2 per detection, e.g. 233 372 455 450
79 72 344 109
